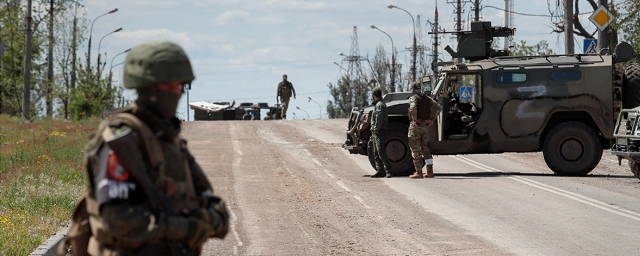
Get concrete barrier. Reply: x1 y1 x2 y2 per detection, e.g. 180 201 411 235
29 225 69 256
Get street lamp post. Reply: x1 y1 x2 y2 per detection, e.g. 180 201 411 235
296 106 309 119
96 27 122 84
370 24 396 92
109 48 130 90
388 4 417 84
308 97 322 119
87 8 118 75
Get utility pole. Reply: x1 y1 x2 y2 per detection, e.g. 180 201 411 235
474 0 480 21
598 0 609 51
23 0 33 120
71 10 77 89
46 0 54 117
430 4 440 75
504 0 510 49
565 0 574 54
456 0 462 63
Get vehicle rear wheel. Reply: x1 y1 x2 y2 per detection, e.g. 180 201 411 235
543 121 602 176
385 123 414 176
622 63 640 109
628 160 640 180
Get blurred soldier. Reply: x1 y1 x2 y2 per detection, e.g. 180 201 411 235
370 87 392 178
408 82 442 178
277 74 296 119
61 41 229 256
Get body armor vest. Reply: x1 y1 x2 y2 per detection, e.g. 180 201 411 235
416 95 431 121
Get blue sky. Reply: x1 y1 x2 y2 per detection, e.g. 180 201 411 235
84 0 604 120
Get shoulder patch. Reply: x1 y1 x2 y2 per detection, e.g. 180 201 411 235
108 152 130 181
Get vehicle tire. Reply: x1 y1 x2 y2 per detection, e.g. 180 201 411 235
622 63 640 109
628 161 640 180
367 139 376 169
385 123 414 176
543 121 602 176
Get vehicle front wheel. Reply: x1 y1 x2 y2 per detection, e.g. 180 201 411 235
366 123 414 175
628 160 640 180
543 121 602 175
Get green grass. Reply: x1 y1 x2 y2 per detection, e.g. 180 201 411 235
0 115 101 256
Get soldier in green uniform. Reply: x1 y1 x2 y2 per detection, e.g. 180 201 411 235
65 41 229 256
370 87 393 178
277 74 296 119
408 82 442 178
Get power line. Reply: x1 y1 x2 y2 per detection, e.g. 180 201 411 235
483 5 593 18
193 58 337 67
197 63 331 75
199 90 329 101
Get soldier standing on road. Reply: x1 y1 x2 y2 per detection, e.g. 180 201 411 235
408 82 442 179
277 74 296 119
62 41 229 256
370 87 393 178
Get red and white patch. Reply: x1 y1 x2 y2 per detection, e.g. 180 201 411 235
108 151 130 181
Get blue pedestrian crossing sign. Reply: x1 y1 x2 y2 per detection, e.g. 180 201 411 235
184 83 191 90
460 86 472 100
584 39 598 54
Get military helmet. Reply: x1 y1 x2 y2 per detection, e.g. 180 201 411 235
372 87 382 97
283 74 288 78
411 82 421 91
123 41 195 89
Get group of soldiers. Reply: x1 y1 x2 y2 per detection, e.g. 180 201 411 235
369 82 442 179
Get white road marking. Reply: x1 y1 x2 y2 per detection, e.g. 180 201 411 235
312 158 323 166
323 169 336 179
228 206 243 253
303 149 312 156
353 195 371 209
336 181 352 192
452 155 640 223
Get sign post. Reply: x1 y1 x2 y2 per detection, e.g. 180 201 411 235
588 5 615 51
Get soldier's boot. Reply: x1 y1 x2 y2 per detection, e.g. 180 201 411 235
371 170 386 178
409 168 423 179
424 165 434 178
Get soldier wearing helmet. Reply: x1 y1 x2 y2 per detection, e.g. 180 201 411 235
63 41 229 255
408 81 442 178
370 87 393 178
277 74 296 119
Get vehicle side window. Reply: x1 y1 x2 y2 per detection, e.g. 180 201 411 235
550 70 582 81
496 73 527 83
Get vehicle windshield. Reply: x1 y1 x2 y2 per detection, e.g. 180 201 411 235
433 78 444 99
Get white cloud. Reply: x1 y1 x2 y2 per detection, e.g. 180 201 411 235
287 1 325 10
210 10 285 26
115 29 192 46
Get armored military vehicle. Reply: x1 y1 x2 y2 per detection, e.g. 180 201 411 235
344 21 639 176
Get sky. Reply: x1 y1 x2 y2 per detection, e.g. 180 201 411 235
83 0 605 120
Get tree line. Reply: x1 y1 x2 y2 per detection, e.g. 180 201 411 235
1 0 123 120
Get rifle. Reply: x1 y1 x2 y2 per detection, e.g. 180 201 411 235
105 125 195 256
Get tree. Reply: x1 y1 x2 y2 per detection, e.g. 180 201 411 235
369 44 389 94
611 0 640 63
326 75 351 118
510 40 554 56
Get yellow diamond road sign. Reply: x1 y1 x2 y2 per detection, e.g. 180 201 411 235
589 5 615 31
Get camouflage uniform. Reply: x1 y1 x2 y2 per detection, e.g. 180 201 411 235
408 82 442 178
66 41 229 256
370 87 392 178
277 74 296 119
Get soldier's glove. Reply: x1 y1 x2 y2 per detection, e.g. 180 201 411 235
185 217 213 250
194 197 230 239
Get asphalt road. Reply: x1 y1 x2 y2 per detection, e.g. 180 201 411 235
181 119 640 255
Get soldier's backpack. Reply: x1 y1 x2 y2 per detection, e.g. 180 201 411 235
58 112 169 256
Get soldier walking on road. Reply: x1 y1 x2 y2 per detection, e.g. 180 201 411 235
277 74 296 119
370 87 393 178
408 82 442 179
60 41 229 256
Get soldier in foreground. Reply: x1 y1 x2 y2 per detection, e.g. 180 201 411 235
61 41 228 256
370 87 393 178
277 74 296 119
408 82 442 178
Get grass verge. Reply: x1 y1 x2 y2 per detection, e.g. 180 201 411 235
0 114 100 256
